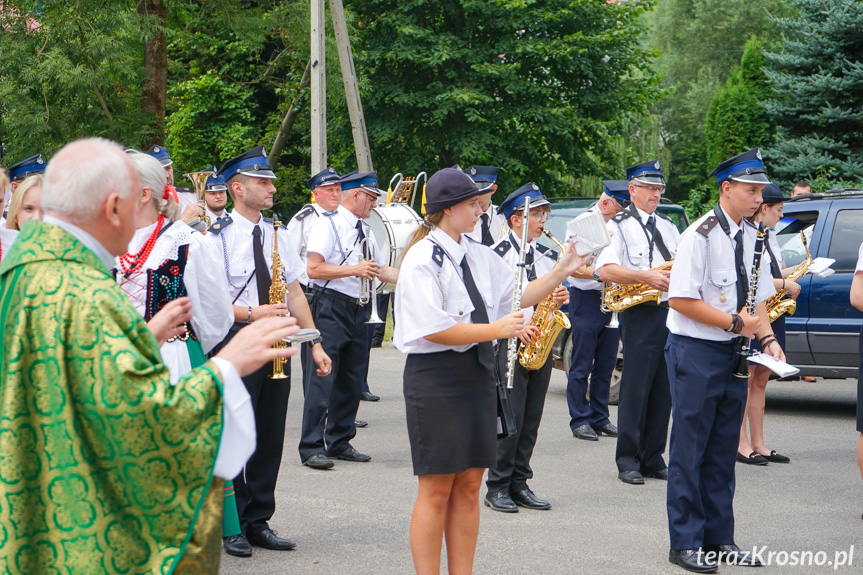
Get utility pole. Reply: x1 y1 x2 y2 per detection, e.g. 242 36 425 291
310 0 327 175
329 0 373 172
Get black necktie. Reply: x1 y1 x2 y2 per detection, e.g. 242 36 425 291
460 256 496 372
252 225 270 305
645 215 672 264
734 230 749 310
480 214 493 246
524 247 537 281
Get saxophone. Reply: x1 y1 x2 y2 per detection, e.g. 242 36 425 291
602 259 674 313
765 231 811 323
517 229 572 370
269 219 289 380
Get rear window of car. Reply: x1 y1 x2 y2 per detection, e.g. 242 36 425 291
827 209 863 272
776 211 818 268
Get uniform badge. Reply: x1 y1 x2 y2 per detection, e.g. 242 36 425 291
654 160 660 169
154 146 160 153
756 148 762 160
36 157 44 164
531 183 539 190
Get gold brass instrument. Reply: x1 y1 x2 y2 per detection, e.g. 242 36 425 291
518 229 572 370
765 231 811 323
269 220 289 380
599 284 620 328
358 237 384 324
602 259 674 313
183 169 214 229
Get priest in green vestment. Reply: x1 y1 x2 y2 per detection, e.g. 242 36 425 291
0 138 297 575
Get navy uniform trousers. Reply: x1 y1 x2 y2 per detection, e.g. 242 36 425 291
566 287 617 431
213 323 291 537
665 334 748 550
486 343 554 494
299 290 370 461
616 304 672 473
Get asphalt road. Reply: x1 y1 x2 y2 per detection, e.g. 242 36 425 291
219 344 861 575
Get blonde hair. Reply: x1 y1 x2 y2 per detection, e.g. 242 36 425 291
403 212 445 257
6 174 43 230
127 150 181 222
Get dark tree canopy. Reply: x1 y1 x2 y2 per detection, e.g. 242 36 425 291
763 0 863 183
344 0 662 198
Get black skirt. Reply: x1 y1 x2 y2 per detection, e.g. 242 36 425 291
403 348 497 475
857 325 863 432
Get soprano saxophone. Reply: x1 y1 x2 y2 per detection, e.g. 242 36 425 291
517 229 571 370
765 231 811 323
269 220 289 380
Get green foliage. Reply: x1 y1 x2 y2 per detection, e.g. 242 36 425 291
0 0 155 164
763 0 863 185
648 0 784 202
342 0 663 202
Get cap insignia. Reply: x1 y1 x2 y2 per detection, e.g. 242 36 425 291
470 167 477 175
756 149 762 160
654 161 660 169
154 147 160 153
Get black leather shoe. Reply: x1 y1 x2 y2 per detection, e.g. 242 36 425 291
333 447 371 462
669 549 717 573
223 534 252 557
510 489 551 510
762 450 790 463
484 491 518 513
592 422 618 437
361 391 380 402
619 470 644 485
354 419 368 428
572 424 599 441
642 468 668 480
737 451 768 465
303 453 334 469
248 529 297 551
702 544 763 567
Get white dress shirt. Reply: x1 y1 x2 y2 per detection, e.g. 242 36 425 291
395 227 514 354
594 204 680 301
307 204 385 298
115 220 234 383
286 203 326 286
491 231 557 323
856 242 863 273
203 209 304 308
667 206 776 341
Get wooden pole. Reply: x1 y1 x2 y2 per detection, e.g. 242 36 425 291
310 0 327 175
329 0 373 172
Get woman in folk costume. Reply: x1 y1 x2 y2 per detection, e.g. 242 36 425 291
114 150 245 542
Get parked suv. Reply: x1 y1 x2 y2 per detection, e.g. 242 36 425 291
538 197 690 403
774 190 863 378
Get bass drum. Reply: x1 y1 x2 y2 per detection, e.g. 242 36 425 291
368 203 422 293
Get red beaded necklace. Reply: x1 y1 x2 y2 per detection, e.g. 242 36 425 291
118 215 165 277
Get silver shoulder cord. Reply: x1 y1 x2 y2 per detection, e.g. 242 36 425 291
221 232 249 290
703 229 735 290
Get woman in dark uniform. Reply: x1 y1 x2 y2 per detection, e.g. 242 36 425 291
393 167 584 574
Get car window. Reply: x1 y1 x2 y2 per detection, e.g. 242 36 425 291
776 212 818 267
827 209 863 272
657 209 689 234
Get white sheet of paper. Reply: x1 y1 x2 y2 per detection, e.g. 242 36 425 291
809 257 835 277
747 352 800 377
566 210 611 256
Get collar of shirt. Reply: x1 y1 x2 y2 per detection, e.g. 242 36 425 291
43 214 115 270
634 204 654 223
429 227 466 267
717 204 741 238
230 209 263 237
484 204 497 219
337 204 360 228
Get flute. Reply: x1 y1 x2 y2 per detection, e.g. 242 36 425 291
505 197 532 389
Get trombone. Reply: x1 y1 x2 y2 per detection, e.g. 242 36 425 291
358 237 384 324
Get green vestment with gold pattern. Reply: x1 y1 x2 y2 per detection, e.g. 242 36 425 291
0 221 225 574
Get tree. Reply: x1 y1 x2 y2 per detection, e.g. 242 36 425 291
763 0 863 184
342 0 662 199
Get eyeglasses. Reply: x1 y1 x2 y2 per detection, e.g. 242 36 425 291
632 184 666 194
519 211 549 221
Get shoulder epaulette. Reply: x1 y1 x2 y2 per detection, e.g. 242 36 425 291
295 205 315 222
536 244 559 261
696 216 719 237
656 211 673 222
431 244 445 267
494 240 513 257
208 216 233 235
612 211 632 223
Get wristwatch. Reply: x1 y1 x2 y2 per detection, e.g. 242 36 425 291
592 270 601 282
309 336 323 346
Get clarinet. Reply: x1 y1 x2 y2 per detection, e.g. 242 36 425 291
733 222 766 379
505 197 532 389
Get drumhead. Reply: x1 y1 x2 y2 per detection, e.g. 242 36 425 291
368 203 422 292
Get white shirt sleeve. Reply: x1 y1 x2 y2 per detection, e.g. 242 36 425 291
277 226 305 286
186 233 234 354
306 216 337 261
210 357 256 479
855 243 863 273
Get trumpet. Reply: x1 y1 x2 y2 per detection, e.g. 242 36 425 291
184 169 214 229
358 237 384 324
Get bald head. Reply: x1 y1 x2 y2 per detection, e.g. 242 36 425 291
42 138 136 223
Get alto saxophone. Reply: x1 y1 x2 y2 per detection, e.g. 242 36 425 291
765 231 811 323
602 259 673 313
269 219 289 380
517 229 572 370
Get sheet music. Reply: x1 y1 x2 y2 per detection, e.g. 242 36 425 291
747 352 800 378
809 257 835 277
566 210 611 256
